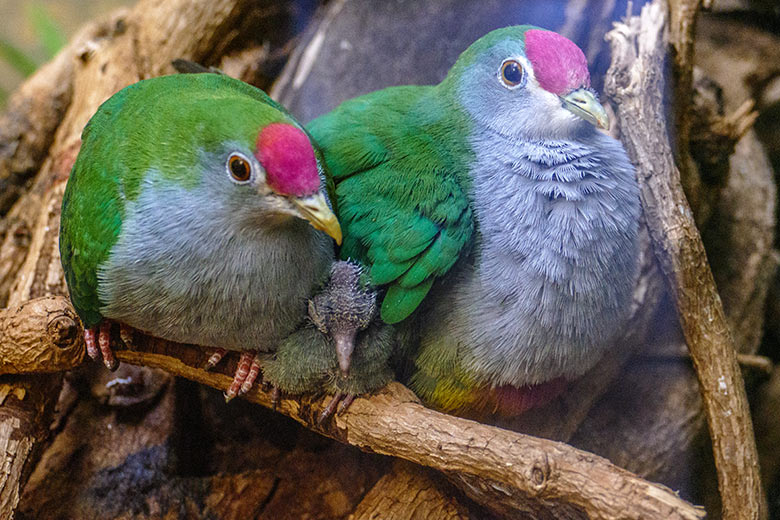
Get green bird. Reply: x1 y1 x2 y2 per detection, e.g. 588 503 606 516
308 26 641 417
59 73 342 400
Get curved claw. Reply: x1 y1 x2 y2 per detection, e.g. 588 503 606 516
203 348 228 371
318 393 344 424
119 324 135 349
337 394 355 415
318 393 356 424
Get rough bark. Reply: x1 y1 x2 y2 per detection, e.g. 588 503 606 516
0 44 75 217
0 297 82 375
0 374 63 519
605 2 766 519
352 461 483 520
1 295 704 520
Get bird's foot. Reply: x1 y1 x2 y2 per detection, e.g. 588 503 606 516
84 321 119 371
270 386 281 410
202 348 228 371
224 351 262 402
318 393 356 424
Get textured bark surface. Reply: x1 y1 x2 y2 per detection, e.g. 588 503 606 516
605 2 766 519
0 295 705 520
0 297 82 375
0 47 75 217
352 461 484 520
0 374 63 519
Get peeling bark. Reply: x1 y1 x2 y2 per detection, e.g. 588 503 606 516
605 2 766 518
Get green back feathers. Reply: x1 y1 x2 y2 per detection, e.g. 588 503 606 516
60 74 296 326
309 85 475 324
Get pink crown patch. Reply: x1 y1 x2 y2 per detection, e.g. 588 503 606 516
255 123 320 197
525 29 590 95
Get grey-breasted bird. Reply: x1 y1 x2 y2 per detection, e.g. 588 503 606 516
308 25 641 416
59 73 341 400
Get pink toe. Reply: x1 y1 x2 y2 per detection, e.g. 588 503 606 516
84 328 99 360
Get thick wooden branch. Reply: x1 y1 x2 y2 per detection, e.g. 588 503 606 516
0 294 703 520
0 39 75 217
0 298 82 375
605 2 765 519
0 373 63 519
351 461 477 520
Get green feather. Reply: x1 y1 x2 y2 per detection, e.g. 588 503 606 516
262 322 395 396
380 279 435 324
309 85 475 324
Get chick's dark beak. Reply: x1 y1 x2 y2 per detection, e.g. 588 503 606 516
333 330 357 377
292 192 343 245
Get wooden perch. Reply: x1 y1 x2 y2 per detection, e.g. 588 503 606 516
0 297 82 375
1 294 703 520
351 461 476 520
605 2 765 519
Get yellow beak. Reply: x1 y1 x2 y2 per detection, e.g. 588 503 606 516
292 193 343 245
560 88 609 130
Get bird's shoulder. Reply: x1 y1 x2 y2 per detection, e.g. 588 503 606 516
309 86 476 324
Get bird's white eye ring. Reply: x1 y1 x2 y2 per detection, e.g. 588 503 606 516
499 59 524 88
227 153 252 183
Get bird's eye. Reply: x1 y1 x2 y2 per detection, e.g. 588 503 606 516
500 60 524 88
227 154 252 183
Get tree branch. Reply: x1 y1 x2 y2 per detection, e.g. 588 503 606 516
605 2 766 519
0 294 704 520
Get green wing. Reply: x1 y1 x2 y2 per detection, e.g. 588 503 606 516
59 91 128 327
308 86 474 324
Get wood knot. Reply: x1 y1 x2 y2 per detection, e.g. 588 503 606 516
528 455 551 494
47 312 79 349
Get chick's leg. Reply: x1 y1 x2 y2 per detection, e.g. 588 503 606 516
319 393 357 423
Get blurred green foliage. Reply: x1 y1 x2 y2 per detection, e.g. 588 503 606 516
27 3 68 58
0 2 66 105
